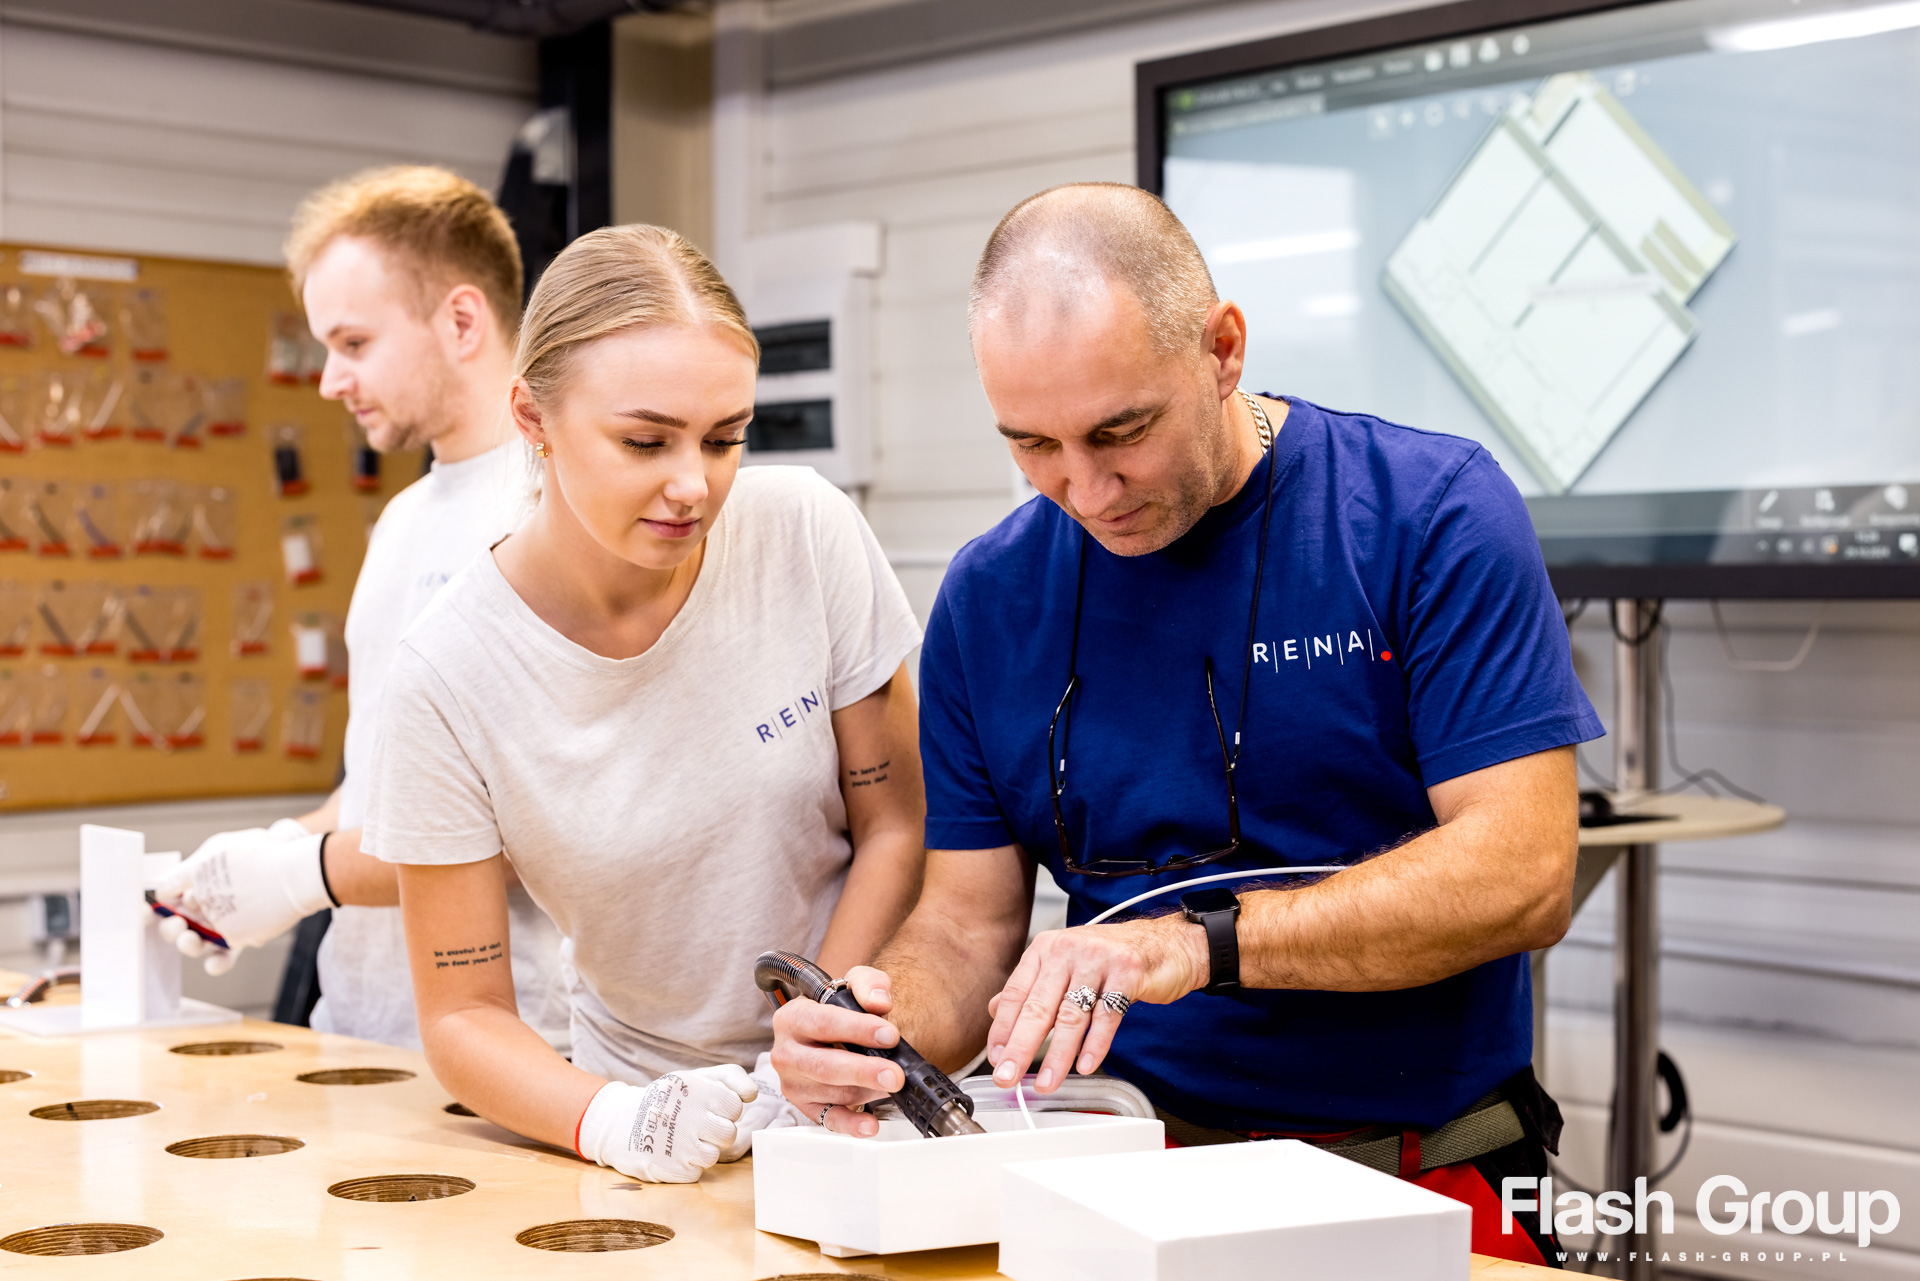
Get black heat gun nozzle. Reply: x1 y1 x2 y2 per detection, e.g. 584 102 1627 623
754 949 985 1139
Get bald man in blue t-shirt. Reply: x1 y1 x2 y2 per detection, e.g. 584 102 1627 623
771 182 1602 1267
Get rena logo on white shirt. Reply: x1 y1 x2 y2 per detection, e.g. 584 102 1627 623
1252 629 1396 672
755 688 827 743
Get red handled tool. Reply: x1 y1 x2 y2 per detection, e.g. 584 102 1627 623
145 890 229 950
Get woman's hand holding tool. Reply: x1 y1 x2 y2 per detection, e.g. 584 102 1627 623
152 819 331 975
575 1064 759 1182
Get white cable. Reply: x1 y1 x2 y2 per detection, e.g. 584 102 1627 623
1084 865 1345 926
1014 1076 1035 1130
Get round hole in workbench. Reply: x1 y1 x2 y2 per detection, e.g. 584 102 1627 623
166 1133 305 1159
327 1174 475 1203
296 1067 415 1086
515 1219 675 1252
0 1223 163 1256
443 1102 478 1117
170 1040 283 1056
0 1069 32 1084
30 1099 160 1121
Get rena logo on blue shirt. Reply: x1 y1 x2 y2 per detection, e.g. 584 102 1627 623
755 688 826 743
1252 629 1395 673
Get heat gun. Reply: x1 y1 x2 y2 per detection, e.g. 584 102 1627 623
754 950 985 1139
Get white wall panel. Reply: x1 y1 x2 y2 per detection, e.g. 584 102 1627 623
767 149 1134 238
1666 820 1920 890
3 110 386 189
766 106 1130 202
6 150 313 240
0 23 531 264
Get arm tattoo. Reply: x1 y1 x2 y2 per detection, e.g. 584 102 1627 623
432 940 505 970
846 759 891 788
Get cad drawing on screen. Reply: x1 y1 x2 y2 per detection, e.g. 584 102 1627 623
1382 71 1736 494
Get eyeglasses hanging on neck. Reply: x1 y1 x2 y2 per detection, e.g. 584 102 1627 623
1046 393 1279 879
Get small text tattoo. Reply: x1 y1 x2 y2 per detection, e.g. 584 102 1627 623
433 940 504 970
847 759 891 788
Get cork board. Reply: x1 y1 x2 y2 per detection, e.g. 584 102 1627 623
0 243 424 811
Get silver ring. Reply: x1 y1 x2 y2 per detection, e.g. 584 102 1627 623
1065 985 1097 1013
1101 990 1132 1016
817 1103 834 1126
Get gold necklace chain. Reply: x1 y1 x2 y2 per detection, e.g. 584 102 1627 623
1239 388 1273 452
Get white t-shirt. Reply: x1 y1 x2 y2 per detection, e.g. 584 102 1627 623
362 466 920 1082
314 439 571 1053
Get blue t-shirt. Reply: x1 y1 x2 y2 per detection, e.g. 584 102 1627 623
919 398 1603 1133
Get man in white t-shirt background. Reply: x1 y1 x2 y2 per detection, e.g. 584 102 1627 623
156 166 570 1053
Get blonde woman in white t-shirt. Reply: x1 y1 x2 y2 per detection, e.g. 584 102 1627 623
361 225 926 1185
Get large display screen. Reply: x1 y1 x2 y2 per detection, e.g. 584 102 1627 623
1141 0 1920 597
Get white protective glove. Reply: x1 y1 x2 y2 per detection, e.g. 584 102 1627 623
153 818 332 976
575 1064 758 1183
718 1051 809 1162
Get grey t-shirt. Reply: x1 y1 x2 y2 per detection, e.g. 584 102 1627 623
317 439 569 1053
363 466 921 1080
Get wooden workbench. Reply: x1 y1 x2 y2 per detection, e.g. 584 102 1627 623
0 1005 1558 1278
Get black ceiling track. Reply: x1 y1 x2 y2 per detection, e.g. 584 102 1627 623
317 0 681 39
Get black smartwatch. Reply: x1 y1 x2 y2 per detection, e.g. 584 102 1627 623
1181 887 1242 995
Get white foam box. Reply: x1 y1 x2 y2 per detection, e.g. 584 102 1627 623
752 1111 1164 1257
998 1138 1470 1281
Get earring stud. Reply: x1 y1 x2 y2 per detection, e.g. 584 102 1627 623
535 441 550 458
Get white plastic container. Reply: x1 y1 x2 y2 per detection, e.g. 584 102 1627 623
752 1110 1164 1257
998 1138 1471 1281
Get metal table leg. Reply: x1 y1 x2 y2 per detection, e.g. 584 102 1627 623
1610 599 1662 1280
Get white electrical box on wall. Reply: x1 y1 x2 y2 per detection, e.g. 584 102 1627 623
736 221 882 491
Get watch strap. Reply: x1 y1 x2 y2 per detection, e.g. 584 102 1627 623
1198 908 1240 995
